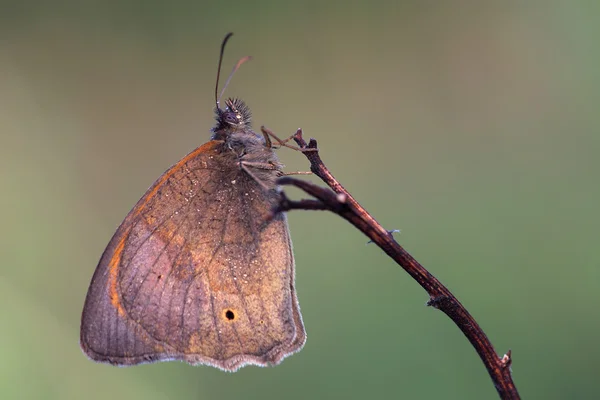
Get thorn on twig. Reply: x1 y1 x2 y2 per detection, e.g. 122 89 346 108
426 295 451 309
367 229 400 244
293 128 304 143
501 350 513 369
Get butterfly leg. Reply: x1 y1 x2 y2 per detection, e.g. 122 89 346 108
260 126 317 153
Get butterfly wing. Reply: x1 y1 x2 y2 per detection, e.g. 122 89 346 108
80 140 305 371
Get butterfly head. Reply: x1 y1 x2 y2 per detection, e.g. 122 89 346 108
217 98 251 128
212 98 253 140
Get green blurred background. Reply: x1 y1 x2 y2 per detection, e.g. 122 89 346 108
2 1 599 399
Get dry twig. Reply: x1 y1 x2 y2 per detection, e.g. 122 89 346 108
267 127 520 400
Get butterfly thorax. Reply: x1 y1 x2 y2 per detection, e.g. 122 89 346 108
211 98 282 189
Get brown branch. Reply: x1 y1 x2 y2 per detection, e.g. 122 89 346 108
268 127 520 400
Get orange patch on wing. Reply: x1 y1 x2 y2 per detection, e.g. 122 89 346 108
109 233 128 317
107 141 222 320
133 140 223 218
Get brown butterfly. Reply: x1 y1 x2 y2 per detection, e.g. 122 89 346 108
80 33 305 371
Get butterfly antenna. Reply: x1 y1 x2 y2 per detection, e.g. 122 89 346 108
214 33 253 108
219 55 253 105
215 32 234 109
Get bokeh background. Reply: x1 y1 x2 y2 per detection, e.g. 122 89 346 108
2 1 599 399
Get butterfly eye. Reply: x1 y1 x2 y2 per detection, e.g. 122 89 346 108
224 111 242 126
